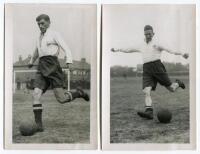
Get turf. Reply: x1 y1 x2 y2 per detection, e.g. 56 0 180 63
110 76 189 143
13 90 90 143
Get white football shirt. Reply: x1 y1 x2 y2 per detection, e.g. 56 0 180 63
36 28 73 64
139 38 162 64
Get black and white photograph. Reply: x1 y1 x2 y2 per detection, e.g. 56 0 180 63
102 4 196 150
5 3 97 149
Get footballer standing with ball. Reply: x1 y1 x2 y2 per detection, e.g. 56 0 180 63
111 25 189 120
28 14 89 132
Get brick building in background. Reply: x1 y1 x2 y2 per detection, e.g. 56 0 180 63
13 55 90 91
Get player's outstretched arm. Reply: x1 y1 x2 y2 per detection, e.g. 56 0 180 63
111 48 141 53
154 45 189 59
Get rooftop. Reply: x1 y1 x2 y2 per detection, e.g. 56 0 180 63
13 56 90 70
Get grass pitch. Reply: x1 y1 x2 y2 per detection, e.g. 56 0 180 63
13 90 90 143
110 76 189 143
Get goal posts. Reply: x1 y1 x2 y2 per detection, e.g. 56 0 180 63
13 68 71 93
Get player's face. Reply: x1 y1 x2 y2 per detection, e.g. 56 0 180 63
144 30 154 43
37 19 50 34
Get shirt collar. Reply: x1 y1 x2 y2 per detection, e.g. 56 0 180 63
40 27 51 36
144 37 154 44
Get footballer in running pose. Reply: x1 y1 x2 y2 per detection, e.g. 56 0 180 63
111 25 189 120
28 14 89 132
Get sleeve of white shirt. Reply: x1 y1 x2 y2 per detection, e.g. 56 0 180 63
54 32 73 64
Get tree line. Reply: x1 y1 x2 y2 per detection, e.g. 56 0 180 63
111 62 189 77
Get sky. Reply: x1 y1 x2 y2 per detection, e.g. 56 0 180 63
103 4 195 67
6 4 96 63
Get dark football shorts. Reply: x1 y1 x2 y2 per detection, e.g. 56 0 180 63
34 56 65 93
143 60 172 91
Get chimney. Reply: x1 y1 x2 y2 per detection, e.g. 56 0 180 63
19 55 22 62
81 58 86 63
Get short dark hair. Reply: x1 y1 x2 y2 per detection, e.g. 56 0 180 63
144 25 153 31
36 14 50 22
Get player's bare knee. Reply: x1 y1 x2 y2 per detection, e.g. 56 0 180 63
143 87 151 96
145 91 151 97
53 89 71 104
33 88 42 100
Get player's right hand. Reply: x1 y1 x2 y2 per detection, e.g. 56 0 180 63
182 53 189 59
111 48 118 52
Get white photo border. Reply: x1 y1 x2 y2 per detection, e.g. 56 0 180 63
4 3 98 150
101 3 196 150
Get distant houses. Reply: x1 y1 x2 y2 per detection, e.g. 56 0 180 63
13 55 91 91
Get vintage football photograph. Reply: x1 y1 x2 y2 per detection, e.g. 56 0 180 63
102 4 196 150
5 3 97 149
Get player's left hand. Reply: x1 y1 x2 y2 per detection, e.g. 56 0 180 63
111 48 119 52
182 53 189 59
66 63 71 69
